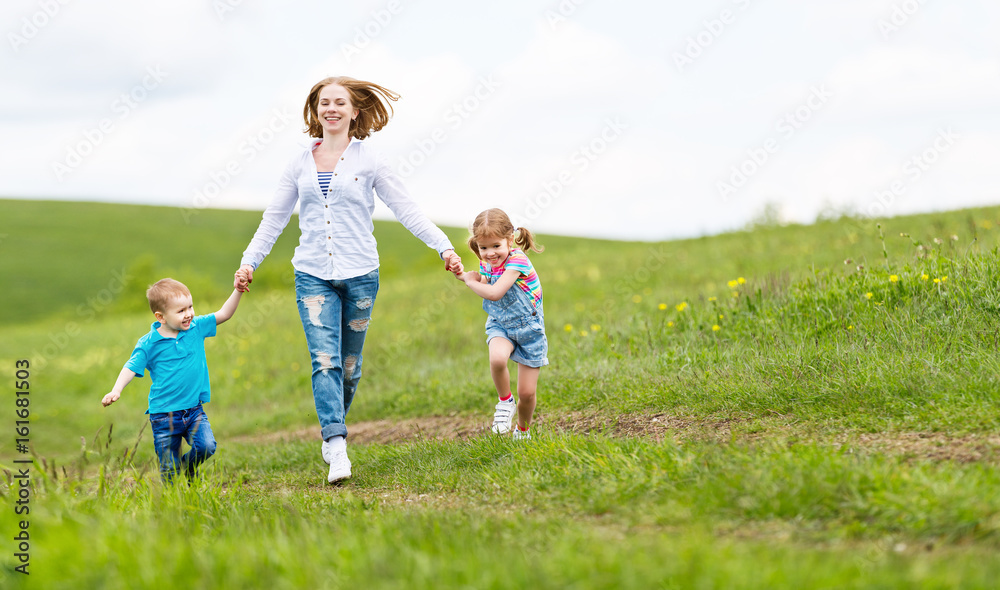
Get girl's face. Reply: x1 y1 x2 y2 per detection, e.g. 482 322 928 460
477 234 513 268
316 84 358 137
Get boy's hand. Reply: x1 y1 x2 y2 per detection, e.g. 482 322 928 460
102 392 120 407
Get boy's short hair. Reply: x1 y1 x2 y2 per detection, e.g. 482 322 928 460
146 278 191 314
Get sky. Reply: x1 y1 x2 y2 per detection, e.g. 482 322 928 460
2 0 998 241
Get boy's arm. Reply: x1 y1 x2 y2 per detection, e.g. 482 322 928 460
215 288 244 325
102 367 136 407
463 268 520 301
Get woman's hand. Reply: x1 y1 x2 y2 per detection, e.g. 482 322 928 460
235 265 254 292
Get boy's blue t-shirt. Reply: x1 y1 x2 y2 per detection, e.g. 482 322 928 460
125 314 217 414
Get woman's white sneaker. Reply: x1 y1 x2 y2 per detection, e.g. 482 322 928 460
327 450 352 483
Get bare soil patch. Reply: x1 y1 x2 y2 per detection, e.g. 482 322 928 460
234 411 1000 463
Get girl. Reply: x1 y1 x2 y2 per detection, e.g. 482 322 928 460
459 208 548 440
235 77 462 483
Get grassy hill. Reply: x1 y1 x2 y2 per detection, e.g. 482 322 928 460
2 198 1000 588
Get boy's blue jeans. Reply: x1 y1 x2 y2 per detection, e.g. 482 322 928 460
294 269 379 441
149 403 217 482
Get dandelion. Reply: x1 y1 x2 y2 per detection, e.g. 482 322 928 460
564 324 573 332
590 324 601 332
727 280 738 289
632 294 642 303
865 292 873 300
921 274 929 281
676 302 688 312
737 277 746 284
658 303 667 311
889 275 899 283
708 296 717 302
712 325 721 332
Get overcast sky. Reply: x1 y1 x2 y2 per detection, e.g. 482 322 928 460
2 0 998 240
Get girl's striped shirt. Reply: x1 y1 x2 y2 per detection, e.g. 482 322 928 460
479 248 542 307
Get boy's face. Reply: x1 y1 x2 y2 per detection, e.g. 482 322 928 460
154 294 194 335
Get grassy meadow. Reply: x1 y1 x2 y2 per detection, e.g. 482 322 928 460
2 198 1000 588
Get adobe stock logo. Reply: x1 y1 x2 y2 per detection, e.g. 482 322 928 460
7 0 74 53
51 66 169 181
864 128 959 218
672 0 754 73
716 84 834 200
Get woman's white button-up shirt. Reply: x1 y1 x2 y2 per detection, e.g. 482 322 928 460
241 138 454 280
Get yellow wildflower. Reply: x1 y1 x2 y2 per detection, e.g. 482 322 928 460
676 302 688 312
711 325 721 332
941 276 948 282
564 324 573 332
719 314 725 319
933 278 940 284
590 324 601 332
920 274 929 281
865 292 873 299
708 296 717 302
737 277 746 284
579 330 588 337
658 303 668 310
889 275 899 283
667 321 674 328
727 280 738 289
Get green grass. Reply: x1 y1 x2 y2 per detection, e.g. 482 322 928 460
2 198 1000 588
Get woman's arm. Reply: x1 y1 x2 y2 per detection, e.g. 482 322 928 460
239 157 301 271
372 149 454 257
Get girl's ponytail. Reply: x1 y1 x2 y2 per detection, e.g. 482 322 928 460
514 227 544 254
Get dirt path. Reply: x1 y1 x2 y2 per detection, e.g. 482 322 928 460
233 411 1000 463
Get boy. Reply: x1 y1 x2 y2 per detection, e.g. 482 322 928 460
102 276 245 482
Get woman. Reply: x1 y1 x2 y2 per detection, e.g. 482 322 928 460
235 76 462 483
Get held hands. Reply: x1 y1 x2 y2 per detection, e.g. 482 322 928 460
442 250 464 278
235 265 254 292
101 391 120 407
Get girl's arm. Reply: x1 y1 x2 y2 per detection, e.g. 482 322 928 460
215 289 244 325
101 367 136 407
463 268 520 301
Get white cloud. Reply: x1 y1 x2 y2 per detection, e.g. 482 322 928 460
2 1 998 241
